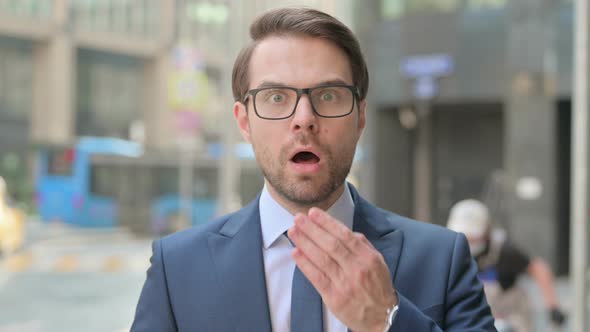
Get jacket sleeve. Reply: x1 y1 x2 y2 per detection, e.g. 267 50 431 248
131 239 178 332
391 233 497 331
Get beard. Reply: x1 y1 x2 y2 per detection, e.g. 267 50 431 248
254 135 355 207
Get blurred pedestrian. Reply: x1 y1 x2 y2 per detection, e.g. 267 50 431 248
447 199 566 331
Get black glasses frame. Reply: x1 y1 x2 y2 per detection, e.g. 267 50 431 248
243 84 360 120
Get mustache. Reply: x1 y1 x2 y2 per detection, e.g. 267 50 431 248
280 134 324 159
289 133 316 146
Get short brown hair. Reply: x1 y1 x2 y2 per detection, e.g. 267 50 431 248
231 7 369 103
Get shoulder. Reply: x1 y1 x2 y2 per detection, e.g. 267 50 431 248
351 185 458 246
358 202 471 278
374 204 459 246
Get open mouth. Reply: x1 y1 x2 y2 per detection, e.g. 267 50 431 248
291 151 320 164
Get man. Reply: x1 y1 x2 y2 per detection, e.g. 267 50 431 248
131 7 495 331
447 199 566 332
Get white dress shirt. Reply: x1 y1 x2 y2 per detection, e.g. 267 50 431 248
260 184 355 332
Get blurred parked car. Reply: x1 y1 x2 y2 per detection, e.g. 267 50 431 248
0 177 25 255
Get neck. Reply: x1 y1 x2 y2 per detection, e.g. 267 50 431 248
265 181 346 215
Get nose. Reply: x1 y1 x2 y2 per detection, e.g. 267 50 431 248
290 94 319 133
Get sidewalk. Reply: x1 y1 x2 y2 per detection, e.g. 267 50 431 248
522 276 572 331
1 217 153 275
22 217 141 247
0 218 150 332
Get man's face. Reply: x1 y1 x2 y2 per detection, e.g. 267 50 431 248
234 35 366 208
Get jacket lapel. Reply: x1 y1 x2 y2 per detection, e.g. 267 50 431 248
350 185 405 283
207 197 272 332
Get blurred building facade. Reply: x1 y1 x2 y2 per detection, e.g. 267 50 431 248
0 0 355 217
356 0 574 274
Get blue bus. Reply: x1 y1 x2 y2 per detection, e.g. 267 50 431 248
36 137 142 228
35 137 263 234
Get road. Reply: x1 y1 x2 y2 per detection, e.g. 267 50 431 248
0 221 152 332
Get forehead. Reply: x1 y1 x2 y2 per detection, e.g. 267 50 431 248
248 35 353 89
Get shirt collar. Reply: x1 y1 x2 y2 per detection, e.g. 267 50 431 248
259 183 355 249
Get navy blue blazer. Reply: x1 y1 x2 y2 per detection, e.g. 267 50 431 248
131 185 496 331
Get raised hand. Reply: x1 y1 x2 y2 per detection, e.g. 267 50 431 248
287 207 397 332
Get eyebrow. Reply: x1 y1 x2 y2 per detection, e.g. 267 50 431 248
255 79 351 89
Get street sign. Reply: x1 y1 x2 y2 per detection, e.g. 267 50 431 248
168 42 209 134
400 54 454 78
401 54 454 100
174 110 202 133
167 71 209 111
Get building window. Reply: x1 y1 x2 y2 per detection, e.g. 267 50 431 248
178 0 229 51
468 0 507 11
0 0 52 19
76 51 140 138
381 0 405 20
0 41 33 120
381 0 508 20
405 0 459 13
71 0 159 37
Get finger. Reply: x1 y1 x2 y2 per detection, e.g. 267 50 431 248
308 207 367 255
355 232 377 251
292 247 332 295
288 216 342 280
294 211 354 269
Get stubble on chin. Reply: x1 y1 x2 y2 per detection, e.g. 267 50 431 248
258 147 352 207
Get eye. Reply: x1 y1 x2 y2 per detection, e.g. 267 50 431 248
271 94 285 103
320 92 335 102
260 89 290 104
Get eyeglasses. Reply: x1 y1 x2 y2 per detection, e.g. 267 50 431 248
243 84 360 120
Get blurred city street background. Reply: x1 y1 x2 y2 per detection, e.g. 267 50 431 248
0 0 586 331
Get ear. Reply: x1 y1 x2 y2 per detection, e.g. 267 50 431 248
357 99 367 137
234 101 252 144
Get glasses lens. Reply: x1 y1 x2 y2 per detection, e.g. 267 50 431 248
310 86 354 117
254 88 297 119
